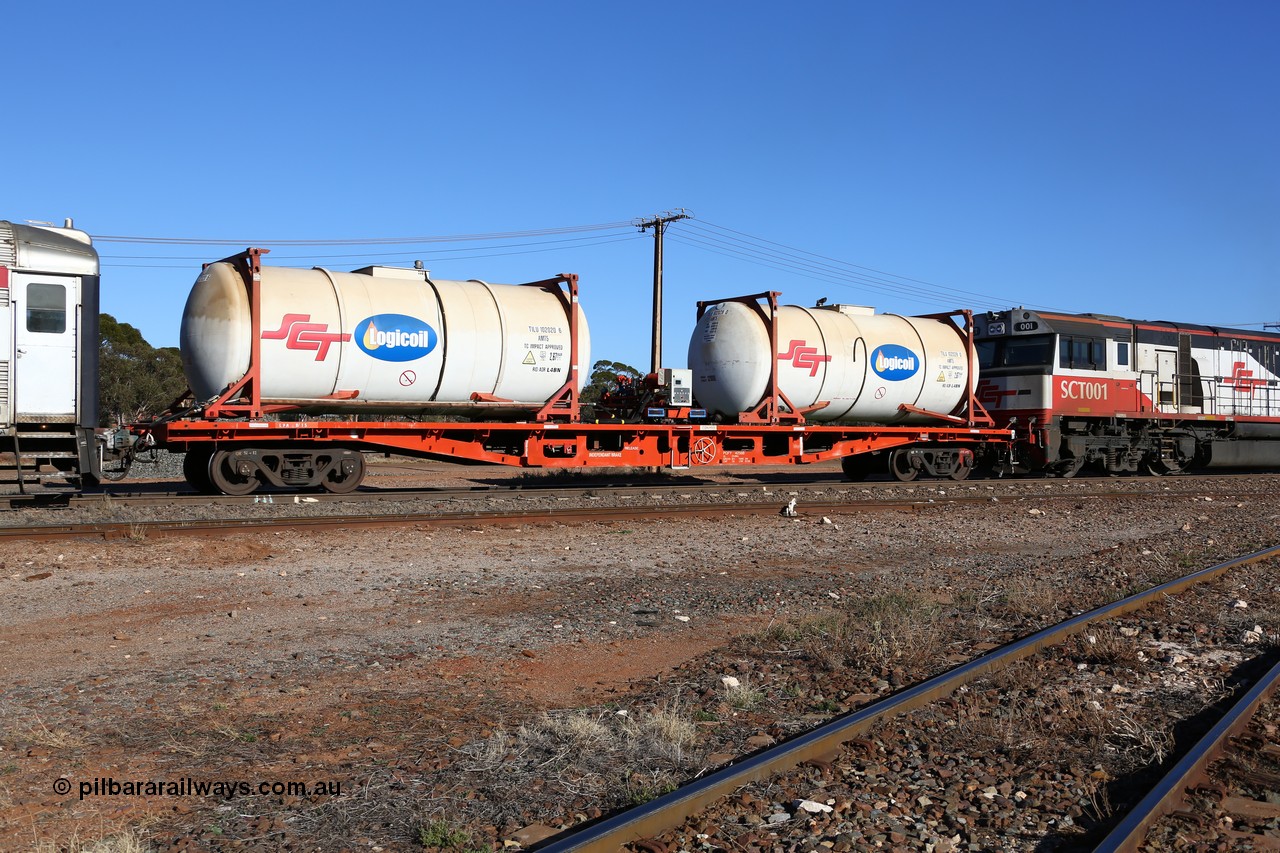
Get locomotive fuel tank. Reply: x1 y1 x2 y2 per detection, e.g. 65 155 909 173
689 301 974 422
181 263 589 414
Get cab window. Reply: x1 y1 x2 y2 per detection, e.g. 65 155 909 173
1059 336 1106 370
26 283 67 334
976 334 1054 369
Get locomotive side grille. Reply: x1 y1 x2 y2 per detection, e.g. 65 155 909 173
0 286 9 307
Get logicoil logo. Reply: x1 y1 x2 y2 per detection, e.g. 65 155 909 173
870 344 920 381
354 314 437 362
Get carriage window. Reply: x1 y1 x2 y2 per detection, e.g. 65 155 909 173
1116 342 1129 366
26 283 67 334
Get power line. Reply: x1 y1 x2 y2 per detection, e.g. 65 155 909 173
682 219 1056 311
90 220 636 246
101 234 646 270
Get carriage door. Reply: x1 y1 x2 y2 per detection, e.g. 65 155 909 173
11 274 77 420
1155 350 1176 409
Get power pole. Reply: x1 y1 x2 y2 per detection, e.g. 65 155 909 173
637 210 690 374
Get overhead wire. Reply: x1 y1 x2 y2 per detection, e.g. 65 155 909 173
99 231 646 268
90 220 635 246
682 220 1056 311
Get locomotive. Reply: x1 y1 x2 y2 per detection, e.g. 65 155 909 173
972 308 1280 476
3 216 1279 495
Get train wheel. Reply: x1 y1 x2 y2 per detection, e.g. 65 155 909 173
1142 456 1184 477
949 463 972 481
890 449 919 482
840 453 875 481
1057 457 1084 479
183 448 217 493
321 453 366 494
208 450 260 496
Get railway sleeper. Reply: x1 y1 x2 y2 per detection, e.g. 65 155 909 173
191 446 367 495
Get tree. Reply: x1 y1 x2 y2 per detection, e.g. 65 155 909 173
99 314 188 425
580 359 643 405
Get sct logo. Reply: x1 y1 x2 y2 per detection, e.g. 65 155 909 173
262 314 351 361
778 339 831 377
354 314 437 362
975 379 1018 408
871 345 919 381
1224 361 1265 395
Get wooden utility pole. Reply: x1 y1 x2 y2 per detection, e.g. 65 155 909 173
637 210 689 374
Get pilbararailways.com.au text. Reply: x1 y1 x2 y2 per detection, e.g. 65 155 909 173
56 776 343 800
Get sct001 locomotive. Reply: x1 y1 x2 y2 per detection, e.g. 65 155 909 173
973 308 1280 476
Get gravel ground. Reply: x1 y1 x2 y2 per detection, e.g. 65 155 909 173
0 464 1277 851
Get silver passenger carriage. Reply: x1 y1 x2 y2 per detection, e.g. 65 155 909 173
0 219 102 490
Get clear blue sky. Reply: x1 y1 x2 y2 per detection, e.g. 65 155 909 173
6 2 1278 372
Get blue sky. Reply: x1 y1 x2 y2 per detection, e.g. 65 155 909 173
6 2 1278 372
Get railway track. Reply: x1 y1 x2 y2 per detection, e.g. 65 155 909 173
6 467 1279 511
530 545 1280 852
0 485 1267 541
1097 656 1280 851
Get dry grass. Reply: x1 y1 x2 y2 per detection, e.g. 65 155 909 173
763 590 951 677
721 675 765 711
31 826 153 853
453 700 701 819
1070 626 1147 667
7 714 86 751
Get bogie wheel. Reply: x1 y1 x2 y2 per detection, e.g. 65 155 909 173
1057 457 1085 479
321 453 367 494
183 448 217 493
890 449 919 482
208 449 260 496
840 453 875 481
949 463 972 481
1143 456 1184 477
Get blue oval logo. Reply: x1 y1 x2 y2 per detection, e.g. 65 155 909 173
870 344 920 381
354 314 437 362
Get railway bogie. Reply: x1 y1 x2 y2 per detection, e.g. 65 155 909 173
187 446 368 495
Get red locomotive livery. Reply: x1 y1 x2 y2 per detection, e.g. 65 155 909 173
974 309 1280 476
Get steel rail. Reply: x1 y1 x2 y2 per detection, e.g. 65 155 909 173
8 480 1265 514
1092 656 1280 853
530 545 1280 853
0 487 1267 541
0 498 934 541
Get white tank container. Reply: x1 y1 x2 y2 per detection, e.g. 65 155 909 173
181 263 589 414
688 301 973 422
